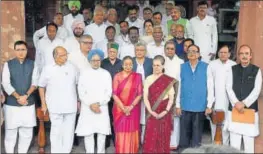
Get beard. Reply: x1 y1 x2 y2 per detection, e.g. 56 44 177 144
74 31 84 38
176 36 184 40
71 10 79 17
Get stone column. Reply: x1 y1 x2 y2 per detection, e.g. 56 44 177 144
237 1 263 153
0 1 25 67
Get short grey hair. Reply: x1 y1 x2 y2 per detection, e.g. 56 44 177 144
79 34 93 43
134 42 147 52
153 25 163 32
164 40 175 49
94 6 105 16
182 144 243 153
53 46 67 58
107 8 117 15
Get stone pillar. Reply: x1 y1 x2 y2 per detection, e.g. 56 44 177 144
0 1 25 67
237 1 263 153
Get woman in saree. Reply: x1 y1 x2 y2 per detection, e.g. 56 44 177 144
112 56 143 153
143 55 178 153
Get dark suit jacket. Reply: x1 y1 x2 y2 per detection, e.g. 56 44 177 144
132 57 153 78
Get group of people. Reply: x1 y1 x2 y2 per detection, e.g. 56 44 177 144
1 0 262 153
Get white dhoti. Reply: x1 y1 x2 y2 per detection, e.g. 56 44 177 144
170 116 180 148
84 134 106 153
3 104 36 153
49 112 76 153
224 111 259 153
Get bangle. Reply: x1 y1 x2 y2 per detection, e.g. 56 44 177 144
165 109 169 113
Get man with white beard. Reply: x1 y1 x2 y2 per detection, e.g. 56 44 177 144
205 45 236 145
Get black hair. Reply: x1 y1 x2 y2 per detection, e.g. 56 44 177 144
153 55 165 65
127 5 138 14
128 26 139 34
106 25 116 33
143 19 153 28
14 40 27 49
153 11 162 20
183 38 195 45
188 44 200 53
46 22 58 31
119 20 129 26
143 7 152 13
122 56 133 65
198 1 209 7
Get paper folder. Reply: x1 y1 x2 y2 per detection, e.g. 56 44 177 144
232 108 255 124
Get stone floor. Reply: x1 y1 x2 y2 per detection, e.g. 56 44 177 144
1 121 212 153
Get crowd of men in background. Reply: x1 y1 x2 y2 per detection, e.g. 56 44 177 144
1 0 261 153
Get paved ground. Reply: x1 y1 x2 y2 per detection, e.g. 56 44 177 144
1 121 212 153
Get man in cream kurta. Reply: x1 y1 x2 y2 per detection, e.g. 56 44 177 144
163 41 184 150
39 46 78 153
206 45 236 145
76 49 112 153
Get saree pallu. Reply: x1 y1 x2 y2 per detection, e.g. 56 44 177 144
143 75 175 153
112 72 142 153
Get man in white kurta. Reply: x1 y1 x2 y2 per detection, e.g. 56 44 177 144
84 8 107 46
2 40 39 153
118 26 140 59
116 21 129 46
76 49 112 153
147 26 165 58
39 46 78 153
35 23 64 73
187 1 218 63
64 20 85 54
105 8 120 36
68 34 92 72
63 0 84 36
163 41 184 150
95 26 117 58
125 5 144 34
206 45 236 145
225 45 262 153
33 13 68 47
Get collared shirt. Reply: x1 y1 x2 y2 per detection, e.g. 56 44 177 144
68 50 90 72
105 20 120 36
187 15 218 63
84 23 107 45
38 62 78 114
2 60 39 95
125 18 144 34
63 13 84 36
35 37 64 72
33 26 68 47
207 59 236 111
101 58 122 79
95 39 110 58
146 41 165 58
116 34 129 46
118 42 136 60
64 36 80 54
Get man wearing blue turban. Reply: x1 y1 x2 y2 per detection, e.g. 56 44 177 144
75 49 112 153
64 0 84 36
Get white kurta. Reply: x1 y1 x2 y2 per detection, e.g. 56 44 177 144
95 39 109 58
126 18 144 34
76 68 112 136
63 13 84 36
68 50 90 72
225 66 262 137
84 23 107 45
105 20 120 36
118 42 136 59
146 41 165 58
64 36 80 53
33 25 68 47
116 34 129 46
187 15 218 63
38 62 78 114
35 37 64 72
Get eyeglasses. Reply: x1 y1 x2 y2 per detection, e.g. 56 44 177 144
187 50 199 54
166 47 175 50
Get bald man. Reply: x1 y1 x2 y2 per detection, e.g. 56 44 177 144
39 46 78 153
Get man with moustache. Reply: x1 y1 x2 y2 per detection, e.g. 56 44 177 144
116 21 129 46
187 1 218 63
225 45 262 153
125 5 144 34
64 20 85 54
182 38 194 62
105 8 120 36
169 24 185 60
33 13 68 47
101 42 122 149
146 26 165 59
63 0 84 36
206 45 236 145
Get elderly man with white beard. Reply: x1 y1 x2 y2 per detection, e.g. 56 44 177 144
75 49 112 153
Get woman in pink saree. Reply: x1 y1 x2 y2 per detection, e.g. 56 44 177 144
112 56 143 153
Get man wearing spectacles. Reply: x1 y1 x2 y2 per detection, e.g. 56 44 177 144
2 40 39 153
176 44 208 151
